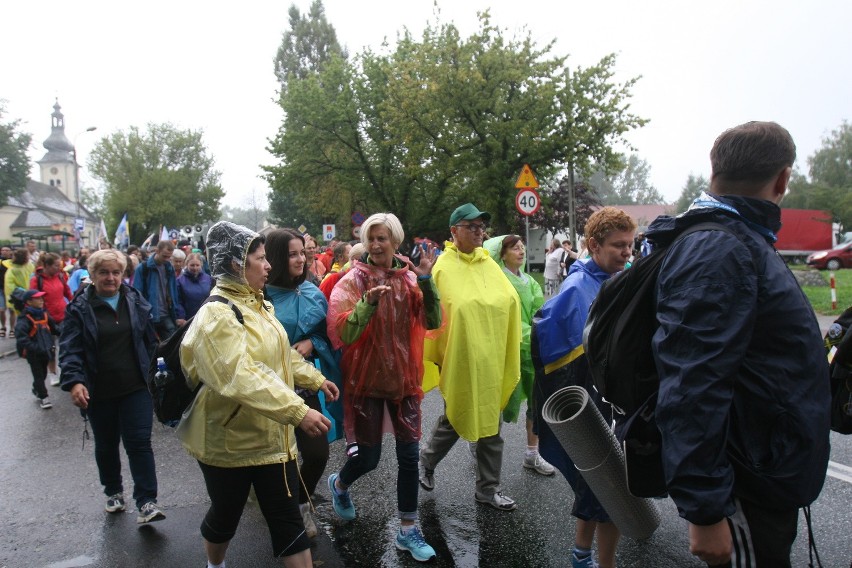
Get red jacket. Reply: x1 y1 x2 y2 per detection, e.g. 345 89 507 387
30 270 72 323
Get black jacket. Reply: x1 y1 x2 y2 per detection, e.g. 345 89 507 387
59 285 157 397
15 307 57 358
646 195 830 525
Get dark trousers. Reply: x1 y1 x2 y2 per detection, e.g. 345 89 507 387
340 438 420 519
293 393 329 504
198 460 310 558
86 388 157 510
154 317 177 340
27 353 49 399
717 497 799 568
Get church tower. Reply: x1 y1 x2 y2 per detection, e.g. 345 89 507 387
36 99 76 202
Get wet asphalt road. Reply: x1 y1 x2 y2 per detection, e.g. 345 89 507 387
1 323 851 568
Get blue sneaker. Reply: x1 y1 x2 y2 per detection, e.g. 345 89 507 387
327 473 355 520
395 526 436 562
571 550 599 568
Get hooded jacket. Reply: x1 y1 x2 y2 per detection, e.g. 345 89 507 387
132 254 180 322
59 284 157 397
178 222 326 468
483 235 544 423
4 260 34 312
423 241 521 440
30 268 72 323
646 193 830 524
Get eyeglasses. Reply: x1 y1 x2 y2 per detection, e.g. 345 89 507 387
456 223 488 233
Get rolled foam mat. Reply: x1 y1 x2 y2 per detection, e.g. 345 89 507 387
542 385 660 540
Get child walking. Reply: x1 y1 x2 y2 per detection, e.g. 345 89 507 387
15 290 58 409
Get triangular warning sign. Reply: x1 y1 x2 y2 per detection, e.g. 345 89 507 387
514 164 539 189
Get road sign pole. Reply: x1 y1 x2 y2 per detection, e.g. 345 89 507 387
525 215 530 273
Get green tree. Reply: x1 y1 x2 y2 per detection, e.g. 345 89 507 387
809 121 852 188
265 11 647 237
88 123 224 240
530 176 602 240
273 0 347 90
0 103 33 207
591 154 664 205
673 174 709 213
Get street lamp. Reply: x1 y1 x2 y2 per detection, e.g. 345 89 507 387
73 126 97 245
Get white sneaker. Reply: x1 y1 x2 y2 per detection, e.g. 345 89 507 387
40 398 53 410
49 375 60 386
523 453 556 476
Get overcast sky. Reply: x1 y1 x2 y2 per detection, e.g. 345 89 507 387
4 0 850 211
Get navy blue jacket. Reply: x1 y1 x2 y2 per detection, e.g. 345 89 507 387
59 284 157 397
132 256 179 323
647 195 830 525
15 306 57 358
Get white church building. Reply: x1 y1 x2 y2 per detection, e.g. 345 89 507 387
0 100 99 250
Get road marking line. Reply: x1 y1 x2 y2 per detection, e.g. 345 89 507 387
827 461 852 484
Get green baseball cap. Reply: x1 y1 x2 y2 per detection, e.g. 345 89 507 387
449 203 491 227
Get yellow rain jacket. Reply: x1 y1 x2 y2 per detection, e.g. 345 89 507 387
424 241 521 440
178 221 325 468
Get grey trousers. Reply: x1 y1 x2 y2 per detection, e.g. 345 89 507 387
420 412 504 497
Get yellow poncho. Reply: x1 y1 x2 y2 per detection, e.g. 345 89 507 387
423 242 521 440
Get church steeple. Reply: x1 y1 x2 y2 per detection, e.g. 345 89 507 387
40 99 74 162
37 99 76 200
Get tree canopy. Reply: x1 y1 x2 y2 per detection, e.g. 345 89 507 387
592 154 665 206
265 8 647 239
783 121 852 231
88 123 224 240
0 103 33 208
673 173 709 214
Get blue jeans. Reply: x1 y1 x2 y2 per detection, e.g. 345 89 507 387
86 388 158 510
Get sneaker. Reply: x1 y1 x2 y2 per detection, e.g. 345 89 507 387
419 467 435 491
49 375 60 386
395 526 437 562
474 490 517 511
571 551 599 568
523 452 555 476
300 502 318 538
40 397 53 409
137 501 166 524
327 473 355 520
105 493 126 513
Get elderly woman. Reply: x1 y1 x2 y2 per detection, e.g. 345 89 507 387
59 249 165 523
265 228 344 538
483 235 553 476
326 213 441 562
176 252 213 319
178 221 339 568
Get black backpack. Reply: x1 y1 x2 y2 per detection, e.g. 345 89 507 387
583 222 741 498
824 307 852 434
147 294 243 426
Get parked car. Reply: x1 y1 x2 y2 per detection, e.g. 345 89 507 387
807 243 852 270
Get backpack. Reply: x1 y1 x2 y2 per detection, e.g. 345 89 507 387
10 287 28 312
583 221 742 497
824 306 852 434
147 294 244 426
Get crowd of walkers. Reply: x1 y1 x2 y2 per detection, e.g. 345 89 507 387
6 120 835 568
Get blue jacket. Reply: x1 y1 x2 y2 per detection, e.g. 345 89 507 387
176 270 213 319
59 284 158 396
133 256 179 322
15 306 57 358
647 194 830 524
266 281 344 442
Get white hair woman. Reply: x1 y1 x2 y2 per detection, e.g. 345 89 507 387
325 212 441 561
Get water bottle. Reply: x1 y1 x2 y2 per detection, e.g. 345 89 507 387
154 357 171 387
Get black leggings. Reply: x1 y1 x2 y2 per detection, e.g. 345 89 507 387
293 393 329 504
198 460 310 558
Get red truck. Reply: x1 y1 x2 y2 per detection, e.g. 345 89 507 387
777 208 835 263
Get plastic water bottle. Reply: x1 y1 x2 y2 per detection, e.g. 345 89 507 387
154 357 171 387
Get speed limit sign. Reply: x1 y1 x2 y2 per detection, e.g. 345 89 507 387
515 188 541 216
